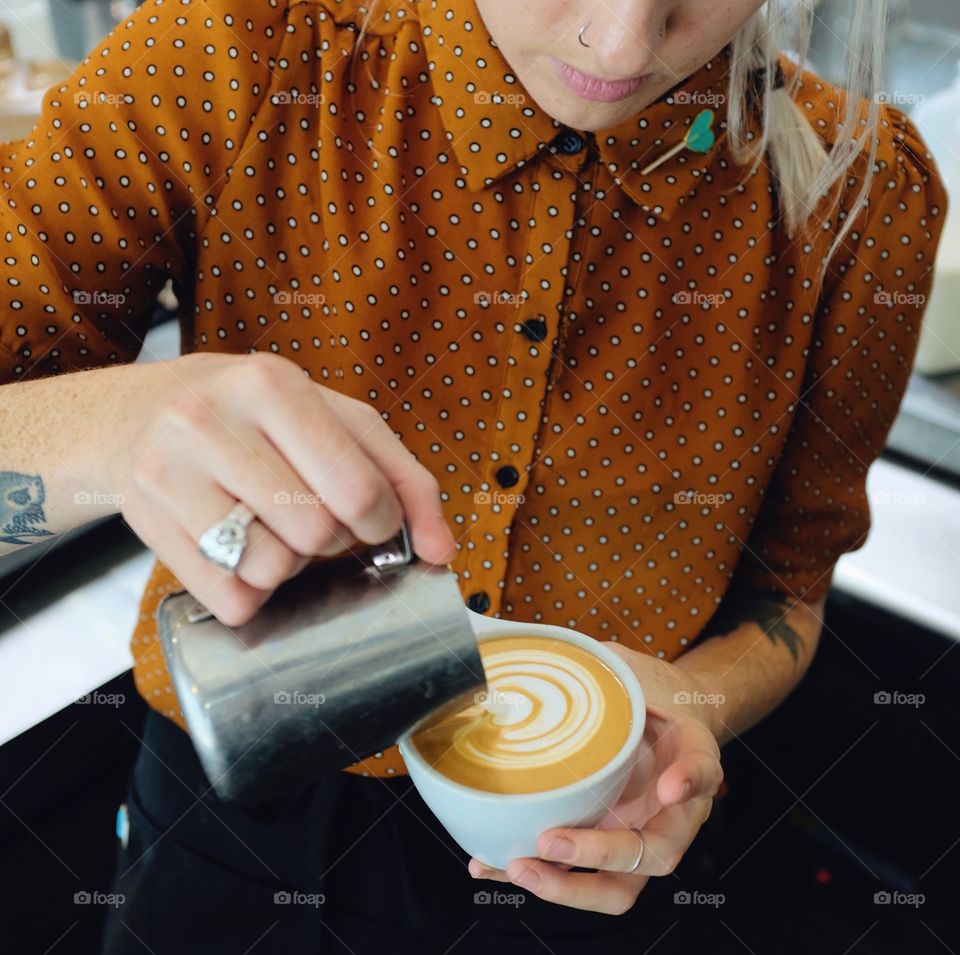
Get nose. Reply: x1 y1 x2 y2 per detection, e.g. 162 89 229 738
580 1 670 78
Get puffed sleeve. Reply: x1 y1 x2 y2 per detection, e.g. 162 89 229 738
0 0 285 382
724 106 949 604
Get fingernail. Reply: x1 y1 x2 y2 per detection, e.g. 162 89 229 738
512 868 540 890
681 781 691 800
468 860 486 878
545 836 575 861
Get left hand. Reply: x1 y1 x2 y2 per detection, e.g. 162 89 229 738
467 643 724 915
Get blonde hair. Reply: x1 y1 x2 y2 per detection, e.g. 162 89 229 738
356 0 888 268
729 0 887 269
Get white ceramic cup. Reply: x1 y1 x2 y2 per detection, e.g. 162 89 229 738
397 610 646 870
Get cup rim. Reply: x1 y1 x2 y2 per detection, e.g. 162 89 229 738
397 616 646 804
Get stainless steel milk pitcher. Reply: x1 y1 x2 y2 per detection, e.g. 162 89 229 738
158 523 486 806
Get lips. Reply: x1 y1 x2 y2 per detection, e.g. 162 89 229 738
551 57 651 103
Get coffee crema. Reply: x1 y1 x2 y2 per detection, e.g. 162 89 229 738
410 635 632 794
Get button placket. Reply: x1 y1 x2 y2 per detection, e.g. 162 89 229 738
461 164 578 614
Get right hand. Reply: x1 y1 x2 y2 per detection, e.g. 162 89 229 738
109 351 456 626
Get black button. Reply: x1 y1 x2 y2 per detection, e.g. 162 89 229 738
467 591 491 614
554 129 585 155
495 465 519 488
520 318 548 342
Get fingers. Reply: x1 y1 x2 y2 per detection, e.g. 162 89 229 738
465 692 724 915
467 858 572 881
138 461 308 593
171 353 454 563
535 820 688 879
118 352 457 631
255 368 456 563
122 498 273 628
468 859 515 884
210 428 359 558
468 805 707 915
319 388 457 565
535 826 648 874
471 858 644 916
244 359 403 546
149 417 357 560
464 741 722 914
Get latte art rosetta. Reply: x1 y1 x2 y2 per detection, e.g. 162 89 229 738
411 636 632 794
467 652 606 769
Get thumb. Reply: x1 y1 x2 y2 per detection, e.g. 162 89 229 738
657 749 722 806
392 472 458 565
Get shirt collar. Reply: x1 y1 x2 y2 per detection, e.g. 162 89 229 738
417 0 734 221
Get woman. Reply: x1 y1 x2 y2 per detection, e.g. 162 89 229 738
0 0 945 951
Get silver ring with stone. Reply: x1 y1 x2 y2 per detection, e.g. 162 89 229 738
197 501 256 573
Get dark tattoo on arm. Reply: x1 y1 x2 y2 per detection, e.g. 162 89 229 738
1 472 55 546
705 589 805 662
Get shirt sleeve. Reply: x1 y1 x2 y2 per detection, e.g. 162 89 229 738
723 106 949 604
0 0 284 383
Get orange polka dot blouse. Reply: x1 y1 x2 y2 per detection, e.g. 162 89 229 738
0 0 947 779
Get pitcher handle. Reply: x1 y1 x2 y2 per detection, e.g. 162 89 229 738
368 520 413 574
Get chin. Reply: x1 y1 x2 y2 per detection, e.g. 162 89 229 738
529 90 604 129
551 99 645 133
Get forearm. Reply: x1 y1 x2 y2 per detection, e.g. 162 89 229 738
673 589 825 746
0 363 144 554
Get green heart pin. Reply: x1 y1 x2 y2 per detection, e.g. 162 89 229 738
641 108 716 175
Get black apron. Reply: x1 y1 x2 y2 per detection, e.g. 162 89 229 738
101 709 718 953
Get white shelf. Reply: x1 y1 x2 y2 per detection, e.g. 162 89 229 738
835 458 960 641
0 547 154 746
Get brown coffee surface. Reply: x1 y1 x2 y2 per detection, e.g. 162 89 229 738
410 635 632 794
